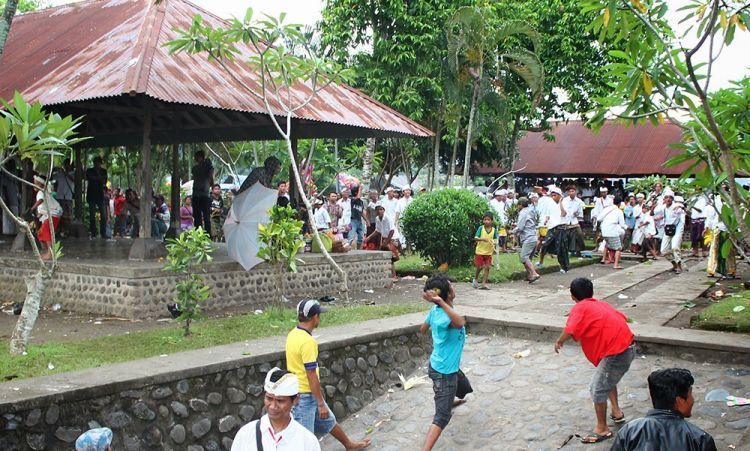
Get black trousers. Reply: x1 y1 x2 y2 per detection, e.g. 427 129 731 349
192 195 211 235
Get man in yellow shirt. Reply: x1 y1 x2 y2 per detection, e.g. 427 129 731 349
473 212 498 290
286 300 371 449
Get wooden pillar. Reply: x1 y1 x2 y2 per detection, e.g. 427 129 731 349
167 143 181 238
128 102 167 260
74 147 83 221
289 137 299 203
139 107 153 239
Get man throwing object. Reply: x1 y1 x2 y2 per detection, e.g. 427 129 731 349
555 277 635 444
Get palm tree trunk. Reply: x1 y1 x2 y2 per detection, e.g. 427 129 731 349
0 0 19 57
431 103 444 190
448 120 460 187
462 77 481 188
362 138 375 188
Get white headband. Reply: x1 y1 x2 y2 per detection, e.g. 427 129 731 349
264 367 299 397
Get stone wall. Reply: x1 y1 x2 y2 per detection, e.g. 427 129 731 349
0 251 393 319
0 318 430 451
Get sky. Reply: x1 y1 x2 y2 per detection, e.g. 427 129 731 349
45 0 748 91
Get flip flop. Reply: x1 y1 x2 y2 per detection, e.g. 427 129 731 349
528 275 541 284
610 413 626 424
727 396 750 407
613 266 624 270
579 431 613 444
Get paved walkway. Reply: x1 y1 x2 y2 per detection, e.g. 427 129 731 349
322 334 750 450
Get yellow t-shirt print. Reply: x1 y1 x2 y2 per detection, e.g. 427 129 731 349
475 225 497 256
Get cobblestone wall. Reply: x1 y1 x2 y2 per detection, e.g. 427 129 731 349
0 330 429 450
0 251 392 319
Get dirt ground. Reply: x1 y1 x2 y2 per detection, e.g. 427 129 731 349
0 257 636 346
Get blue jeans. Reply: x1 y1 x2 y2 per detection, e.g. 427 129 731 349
350 218 366 246
292 393 337 436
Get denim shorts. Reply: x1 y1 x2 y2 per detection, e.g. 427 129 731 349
292 393 337 436
350 218 366 245
590 344 635 403
428 364 458 429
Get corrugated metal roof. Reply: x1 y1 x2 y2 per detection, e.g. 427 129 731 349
475 121 690 177
0 0 433 139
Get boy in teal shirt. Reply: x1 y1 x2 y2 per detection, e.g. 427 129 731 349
420 274 466 451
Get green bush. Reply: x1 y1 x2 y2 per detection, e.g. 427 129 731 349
401 189 491 266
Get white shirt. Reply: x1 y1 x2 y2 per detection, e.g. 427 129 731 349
398 196 414 213
313 207 330 230
636 213 656 237
689 194 709 220
36 190 62 221
375 214 395 238
561 196 584 226
381 196 399 221
705 197 726 231
231 414 320 451
597 205 626 238
591 195 614 219
489 198 506 223
664 202 685 230
537 195 561 229
337 198 351 227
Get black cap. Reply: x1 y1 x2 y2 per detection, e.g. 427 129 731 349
297 299 326 318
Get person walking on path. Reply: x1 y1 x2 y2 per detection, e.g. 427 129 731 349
85 156 108 239
420 274 467 451
191 150 214 235
660 192 686 273
512 197 540 283
611 368 717 451
537 186 569 273
597 195 627 269
554 277 635 444
472 212 498 289
231 367 320 451
285 300 371 450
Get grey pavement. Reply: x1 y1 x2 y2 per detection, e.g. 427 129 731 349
321 334 750 451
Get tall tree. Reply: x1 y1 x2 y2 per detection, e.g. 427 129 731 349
447 6 544 187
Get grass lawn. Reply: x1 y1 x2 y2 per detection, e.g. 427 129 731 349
0 303 426 381
691 291 750 333
395 251 597 284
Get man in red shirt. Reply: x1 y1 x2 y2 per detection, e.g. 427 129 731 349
555 277 635 444
113 189 127 238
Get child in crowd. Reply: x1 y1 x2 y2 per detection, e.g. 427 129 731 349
555 277 635 444
209 184 224 242
472 212 497 290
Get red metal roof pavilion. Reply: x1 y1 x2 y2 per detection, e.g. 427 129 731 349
0 0 433 258
475 121 690 178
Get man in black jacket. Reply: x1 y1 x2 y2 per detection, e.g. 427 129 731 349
611 368 717 451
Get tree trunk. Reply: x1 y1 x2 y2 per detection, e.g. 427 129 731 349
431 103 444 190
462 77 481 188
252 142 260 167
0 0 19 57
362 138 375 188
284 135 350 301
448 120 460 188
9 271 48 354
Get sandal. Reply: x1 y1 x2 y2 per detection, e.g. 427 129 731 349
528 275 541 284
613 266 624 270
579 431 613 444
610 413 626 424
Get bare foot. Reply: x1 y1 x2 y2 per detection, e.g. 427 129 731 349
345 438 372 450
40 253 52 261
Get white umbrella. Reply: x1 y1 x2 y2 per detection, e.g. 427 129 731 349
223 182 278 271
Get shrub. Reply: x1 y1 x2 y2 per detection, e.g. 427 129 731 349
401 189 492 266
163 227 214 336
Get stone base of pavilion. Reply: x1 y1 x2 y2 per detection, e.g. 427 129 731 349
0 239 392 319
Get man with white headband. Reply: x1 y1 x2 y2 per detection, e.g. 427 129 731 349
232 368 320 450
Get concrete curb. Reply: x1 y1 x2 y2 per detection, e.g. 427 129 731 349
461 306 750 360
